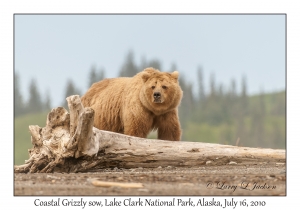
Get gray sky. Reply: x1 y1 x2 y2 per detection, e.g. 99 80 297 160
15 14 285 107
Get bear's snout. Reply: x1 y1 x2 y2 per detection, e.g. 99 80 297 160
154 92 161 98
153 92 162 103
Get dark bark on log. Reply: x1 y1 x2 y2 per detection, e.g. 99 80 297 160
14 95 285 173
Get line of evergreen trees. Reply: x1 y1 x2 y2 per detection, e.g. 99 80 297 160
14 73 51 116
14 51 285 148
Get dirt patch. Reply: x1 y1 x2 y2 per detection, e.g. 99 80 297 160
14 163 285 196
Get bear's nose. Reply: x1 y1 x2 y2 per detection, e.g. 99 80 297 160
153 92 161 98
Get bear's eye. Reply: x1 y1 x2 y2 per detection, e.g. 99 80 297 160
151 86 155 89
162 85 167 89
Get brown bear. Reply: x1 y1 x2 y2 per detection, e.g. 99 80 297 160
81 67 183 141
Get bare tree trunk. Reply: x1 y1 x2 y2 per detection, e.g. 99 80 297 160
14 95 285 173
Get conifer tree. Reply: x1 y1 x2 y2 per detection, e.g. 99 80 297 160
27 79 43 114
197 66 205 103
14 72 25 117
147 59 161 70
44 90 51 111
119 50 139 77
88 66 105 87
88 65 97 87
62 79 81 108
209 73 216 98
241 76 248 115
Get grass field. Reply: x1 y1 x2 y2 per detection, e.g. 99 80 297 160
14 112 48 165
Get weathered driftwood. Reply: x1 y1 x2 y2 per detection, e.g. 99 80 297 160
14 95 285 173
91 180 143 188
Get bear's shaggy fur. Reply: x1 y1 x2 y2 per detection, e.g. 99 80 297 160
81 67 183 141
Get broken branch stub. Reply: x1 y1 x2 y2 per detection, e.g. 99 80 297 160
14 95 286 173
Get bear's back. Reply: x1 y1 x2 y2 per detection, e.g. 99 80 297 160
82 78 130 106
81 77 131 133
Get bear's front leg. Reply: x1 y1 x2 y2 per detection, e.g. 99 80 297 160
123 113 153 138
156 110 181 141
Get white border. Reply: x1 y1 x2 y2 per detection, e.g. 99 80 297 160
2 0 297 209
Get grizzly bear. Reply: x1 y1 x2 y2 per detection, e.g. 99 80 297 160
81 67 183 141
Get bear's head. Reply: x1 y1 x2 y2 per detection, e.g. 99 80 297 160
139 68 183 115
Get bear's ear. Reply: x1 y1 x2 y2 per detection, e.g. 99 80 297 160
171 71 179 81
141 72 151 82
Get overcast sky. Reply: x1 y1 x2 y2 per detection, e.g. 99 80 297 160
15 14 285 107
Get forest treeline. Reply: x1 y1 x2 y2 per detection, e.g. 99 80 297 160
14 51 286 149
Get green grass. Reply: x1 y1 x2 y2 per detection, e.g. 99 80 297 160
182 116 285 149
250 90 285 115
14 112 48 165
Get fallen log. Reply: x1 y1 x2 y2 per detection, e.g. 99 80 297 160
14 95 285 173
